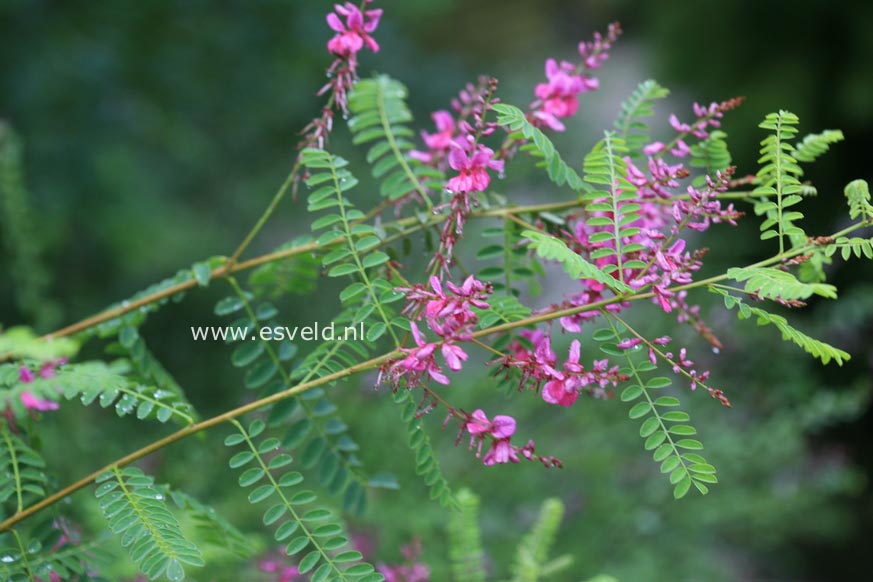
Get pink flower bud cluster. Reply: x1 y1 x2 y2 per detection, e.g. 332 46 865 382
381 276 492 388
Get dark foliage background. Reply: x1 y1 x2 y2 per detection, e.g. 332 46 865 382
1 0 872 579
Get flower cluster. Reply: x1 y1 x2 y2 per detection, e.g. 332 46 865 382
530 23 620 132
17 359 64 412
296 1 383 164
412 25 620 270
381 275 491 388
532 58 598 131
322 1 382 111
498 332 626 407
463 409 561 468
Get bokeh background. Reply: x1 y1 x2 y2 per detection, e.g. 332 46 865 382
2 0 872 580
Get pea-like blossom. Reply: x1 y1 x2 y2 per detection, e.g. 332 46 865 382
410 111 455 164
465 409 520 465
326 2 382 57
446 142 504 194
532 59 597 132
20 391 59 412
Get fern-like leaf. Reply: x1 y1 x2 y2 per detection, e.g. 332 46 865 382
95 466 203 581
217 279 377 515
224 419 383 581
492 103 587 191
392 389 457 508
614 79 670 155
690 129 732 186
0 426 48 512
793 129 844 163
727 266 837 300
348 76 443 201
824 236 873 261
523 229 631 294
10 360 197 425
169 489 255 558
711 287 850 365
447 488 486 582
511 498 572 582
0 532 113 582
581 132 643 283
753 111 804 252
844 179 873 224
477 220 545 297
597 320 716 498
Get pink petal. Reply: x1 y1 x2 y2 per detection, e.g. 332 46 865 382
491 415 516 438
326 12 346 32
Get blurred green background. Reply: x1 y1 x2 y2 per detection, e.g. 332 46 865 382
2 0 873 580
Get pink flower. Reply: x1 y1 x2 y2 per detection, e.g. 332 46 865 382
446 142 503 194
19 366 35 383
616 338 642 350
542 378 578 408
326 3 382 57
422 111 454 150
643 141 666 156
655 239 687 273
465 409 520 466
465 409 515 438
533 58 597 132
411 111 455 164
483 439 519 466
21 391 59 412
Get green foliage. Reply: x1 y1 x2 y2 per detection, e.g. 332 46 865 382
95 466 204 581
0 426 48 512
168 489 256 558
300 147 402 346
112 325 199 423
248 236 322 298
726 266 837 300
597 318 716 499
522 229 631 294
492 103 586 191
582 132 642 283
447 488 487 582
392 389 457 508
0 123 60 331
793 129 844 163
690 130 732 185
477 294 532 329
753 111 805 252
711 287 850 365
844 179 873 224
477 221 545 297
348 76 443 202
225 419 383 581
0 326 78 362
0 530 113 582
7 360 196 425
614 79 670 155
824 236 873 260
510 498 572 582
215 279 376 516
82 261 223 343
